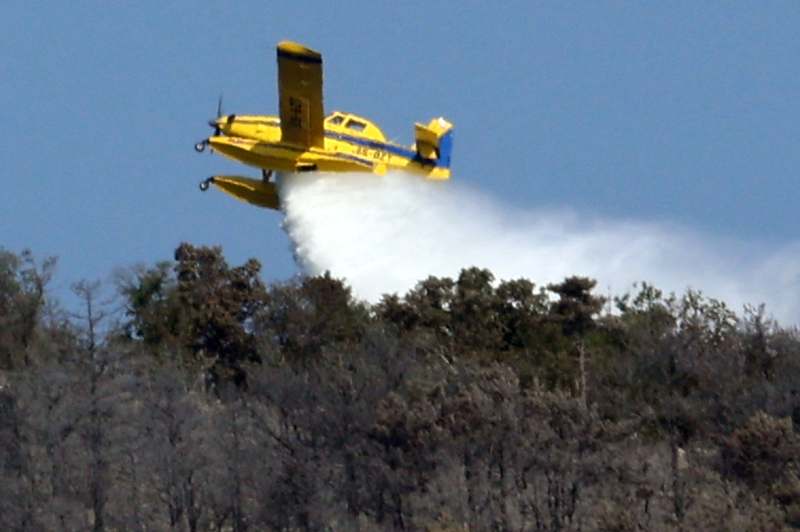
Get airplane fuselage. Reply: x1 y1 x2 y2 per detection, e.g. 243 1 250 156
208 111 451 179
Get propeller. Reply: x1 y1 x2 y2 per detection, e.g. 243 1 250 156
208 94 224 136
207 95 237 137
195 95 226 153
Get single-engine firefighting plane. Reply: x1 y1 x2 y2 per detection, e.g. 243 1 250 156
194 41 453 211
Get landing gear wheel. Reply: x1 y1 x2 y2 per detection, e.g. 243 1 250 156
194 141 206 153
199 178 213 191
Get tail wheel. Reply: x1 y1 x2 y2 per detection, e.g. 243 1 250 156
199 178 214 191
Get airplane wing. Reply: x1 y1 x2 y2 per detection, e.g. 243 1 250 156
277 41 325 148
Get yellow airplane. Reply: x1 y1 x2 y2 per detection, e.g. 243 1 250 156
195 41 453 211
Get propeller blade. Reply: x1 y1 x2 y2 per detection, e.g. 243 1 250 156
209 94 224 136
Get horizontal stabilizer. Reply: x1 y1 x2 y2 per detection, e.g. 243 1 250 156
210 176 281 211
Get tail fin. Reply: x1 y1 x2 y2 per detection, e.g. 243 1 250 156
414 117 454 169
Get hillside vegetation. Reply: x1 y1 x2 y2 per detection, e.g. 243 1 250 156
2 244 800 531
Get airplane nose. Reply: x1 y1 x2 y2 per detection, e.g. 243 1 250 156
208 114 235 133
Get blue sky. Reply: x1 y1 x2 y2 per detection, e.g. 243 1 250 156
2 2 799 308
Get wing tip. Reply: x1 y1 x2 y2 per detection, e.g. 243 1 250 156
277 41 322 63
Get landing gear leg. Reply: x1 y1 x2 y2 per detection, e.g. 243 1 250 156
262 169 273 181
199 177 214 191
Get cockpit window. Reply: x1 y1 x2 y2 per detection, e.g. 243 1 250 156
345 119 366 132
327 114 345 125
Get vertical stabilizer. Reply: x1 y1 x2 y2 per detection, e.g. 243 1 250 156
414 117 454 169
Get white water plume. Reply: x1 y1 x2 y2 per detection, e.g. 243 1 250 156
278 172 800 324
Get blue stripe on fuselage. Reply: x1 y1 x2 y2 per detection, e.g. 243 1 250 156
258 139 375 168
324 131 444 168
247 138 375 168
331 152 375 168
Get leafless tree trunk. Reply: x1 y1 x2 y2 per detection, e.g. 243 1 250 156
72 281 111 532
578 339 587 409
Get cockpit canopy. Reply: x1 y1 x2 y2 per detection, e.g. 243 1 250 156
325 112 386 141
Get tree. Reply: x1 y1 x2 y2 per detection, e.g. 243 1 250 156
495 277 549 350
448 267 505 355
547 276 605 339
0 249 57 369
544 276 605 398
117 261 183 348
260 271 369 364
174 243 267 389
71 280 114 532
